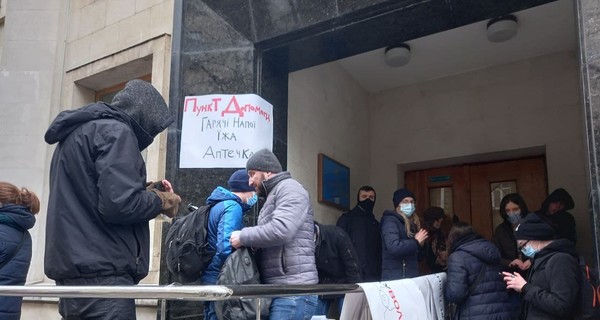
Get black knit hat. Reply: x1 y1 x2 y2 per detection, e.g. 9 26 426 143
393 188 415 208
228 169 254 192
514 214 556 240
246 149 282 173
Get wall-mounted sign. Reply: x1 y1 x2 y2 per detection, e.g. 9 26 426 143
179 94 273 168
428 175 451 183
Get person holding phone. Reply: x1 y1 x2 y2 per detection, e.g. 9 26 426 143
503 214 580 320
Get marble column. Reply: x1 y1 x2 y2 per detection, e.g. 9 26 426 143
576 0 600 267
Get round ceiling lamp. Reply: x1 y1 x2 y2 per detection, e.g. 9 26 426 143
486 15 518 43
384 43 411 67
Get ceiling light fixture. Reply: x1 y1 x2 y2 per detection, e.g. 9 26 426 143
486 15 518 43
384 43 411 67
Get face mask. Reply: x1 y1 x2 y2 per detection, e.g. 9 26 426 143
358 199 375 213
507 212 521 225
247 194 258 207
521 244 537 258
400 203 415 217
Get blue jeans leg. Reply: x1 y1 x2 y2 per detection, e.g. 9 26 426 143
204 301 217 320
269 295 318 320
314 297 330 316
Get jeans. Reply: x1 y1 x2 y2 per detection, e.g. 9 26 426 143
57 275 136 320
314 297 344 317
204 301 217 320
269 295 317 320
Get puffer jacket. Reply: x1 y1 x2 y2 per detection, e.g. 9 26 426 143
239 172 318 284
44 102 169 283
201 186 252 284
518 239 580 320
381 210 422 280
0 204 36 320
445 234 514 320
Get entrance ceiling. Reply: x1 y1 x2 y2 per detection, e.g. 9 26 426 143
336 0 575 93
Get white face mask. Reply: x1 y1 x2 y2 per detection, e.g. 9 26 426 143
399 203 415 217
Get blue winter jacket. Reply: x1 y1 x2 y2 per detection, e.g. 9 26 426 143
445 235 514 320
200 187 251 284
381 210 422 280
0 204 36 320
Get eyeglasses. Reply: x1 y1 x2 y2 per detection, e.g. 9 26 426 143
517 240 530 251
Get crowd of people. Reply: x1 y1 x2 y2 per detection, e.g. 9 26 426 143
0 80 584 320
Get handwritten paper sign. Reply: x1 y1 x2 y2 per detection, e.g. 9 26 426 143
179 94 273 168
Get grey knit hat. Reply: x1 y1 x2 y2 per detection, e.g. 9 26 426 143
246 149 282 173
111 80 173 139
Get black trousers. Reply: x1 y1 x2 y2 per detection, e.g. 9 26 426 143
57 275 136 320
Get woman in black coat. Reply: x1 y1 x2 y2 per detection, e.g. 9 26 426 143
503 214 580 320
381 188 428 280
492 193 530 272
0 182 39 320
445 222 514 320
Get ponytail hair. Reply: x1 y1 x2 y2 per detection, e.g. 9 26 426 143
0 182 40 214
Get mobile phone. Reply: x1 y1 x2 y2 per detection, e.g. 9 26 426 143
153 181 167 192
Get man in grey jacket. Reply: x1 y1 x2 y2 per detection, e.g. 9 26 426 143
230 148 318 319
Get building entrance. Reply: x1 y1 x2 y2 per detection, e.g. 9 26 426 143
405 156 547 239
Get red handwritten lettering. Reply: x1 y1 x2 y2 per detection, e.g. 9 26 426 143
183 97 222 116
388 289 403 319
222 95 244 117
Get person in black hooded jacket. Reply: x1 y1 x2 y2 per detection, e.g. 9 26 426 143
44 80 181 320
313 221 362 317
445 222 514 320
536 188 576 243
503 213 580 320
0 182 39 320
336 186 382 281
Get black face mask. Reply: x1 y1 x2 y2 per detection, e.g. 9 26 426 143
358 199 375 213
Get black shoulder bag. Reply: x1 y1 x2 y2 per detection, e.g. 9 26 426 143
447 264 488 320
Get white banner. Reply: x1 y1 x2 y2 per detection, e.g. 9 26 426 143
179 94 273 168
340 274 449 320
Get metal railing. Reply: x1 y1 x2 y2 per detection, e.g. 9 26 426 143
0 283 362 320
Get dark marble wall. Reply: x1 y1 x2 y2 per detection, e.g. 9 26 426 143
163 0 568 318
576 0 600 268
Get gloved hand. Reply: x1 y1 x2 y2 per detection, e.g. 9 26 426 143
151 189 181 218
146 180 181 218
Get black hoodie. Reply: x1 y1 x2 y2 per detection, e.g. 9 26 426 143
538 188 576 243
44 81 173 282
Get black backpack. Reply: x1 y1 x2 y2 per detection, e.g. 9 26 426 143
578 256 600 319
215 247 271 320
165 203 216 283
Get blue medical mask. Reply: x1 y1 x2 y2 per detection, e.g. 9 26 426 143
247 194 258 206
400 203 415 217
507 212 521 225
521 244 537 258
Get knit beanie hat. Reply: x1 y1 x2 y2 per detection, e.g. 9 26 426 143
393 188 415 208
514 213 556 240
246 149 282 173
111 80 173 140
228 169 254 192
